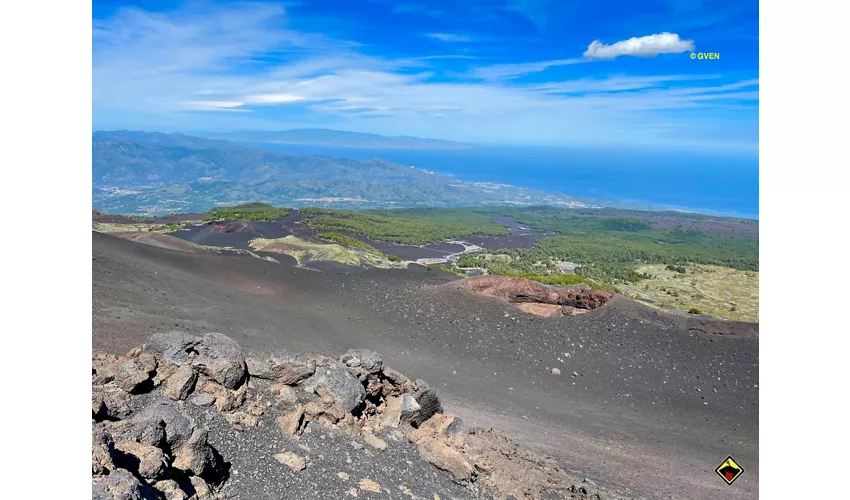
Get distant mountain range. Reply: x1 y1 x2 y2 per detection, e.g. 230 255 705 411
198 128 476 150
92 131 598 215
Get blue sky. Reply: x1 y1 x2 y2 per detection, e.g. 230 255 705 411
92 0 758 153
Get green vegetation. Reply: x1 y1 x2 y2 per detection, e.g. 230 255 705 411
301 208 508 245
249 236 407 269
148 223 182 232
316 232 380 253
604 218 652 231
204 203 291 222
458 228 756 284
316 232 407 263
616 264 758 322
503 271 614 292
688 308 702 315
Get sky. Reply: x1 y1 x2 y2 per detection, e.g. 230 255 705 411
92 0 759 153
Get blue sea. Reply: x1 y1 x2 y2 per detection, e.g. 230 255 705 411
239 142 759 220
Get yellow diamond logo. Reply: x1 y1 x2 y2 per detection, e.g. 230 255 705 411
715 456 744 485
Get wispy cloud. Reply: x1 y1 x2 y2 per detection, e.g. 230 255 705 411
583 32 695 60
93 3 757 151
470 58 585 80
503 0 554 31
425 33 476 43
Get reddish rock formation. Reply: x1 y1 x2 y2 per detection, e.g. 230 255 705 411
464 276 612 316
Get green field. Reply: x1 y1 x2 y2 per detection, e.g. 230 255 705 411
204 203 291 222
300 207 509 245
616 264 759 322
249 235 407 269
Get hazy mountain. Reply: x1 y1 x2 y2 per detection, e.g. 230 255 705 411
92 130 244 151
92 131 595 215
202 128 477 150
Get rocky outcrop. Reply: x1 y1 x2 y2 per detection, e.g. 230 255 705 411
164 365 197 401
246 353 316 384
92 332 602 500
464 276 612 317
300 358 366 414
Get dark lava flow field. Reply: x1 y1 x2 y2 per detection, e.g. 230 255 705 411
93 231 758 499
169 212 515 260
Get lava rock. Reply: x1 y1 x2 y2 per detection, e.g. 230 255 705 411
191 333 247 390
163 365 197 401
300 360 366 414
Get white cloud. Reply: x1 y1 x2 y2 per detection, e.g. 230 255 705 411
181 101 247 111
583 32 695 60
244 93 306 104
425 33 474 42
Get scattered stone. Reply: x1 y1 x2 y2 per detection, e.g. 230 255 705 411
152 363 179 388
163 364 197 401
172 428 220 477
225 411 262 430
340 349 383 380
274 451 307 472
381 366 412 393
92 426 116 475
191 333 248 389
137 400 197 451
151 479 187 500
247 354 316 384
197 377 247 412
271 383 299 405
362 433 388 451
146 331 202 365
306 395 348 426
359 478 382 493
92 383 133 420
91 468 152 500
551 368 561 375
92 333 603 500
375 395 403 430
410 414 464 443
105 416 166 447
412 381 443 422
137 352 158 374
113 440 169 480
190 393 216 407
400 385 443 428
277 406 305 437
114 358 153 394
300 360 366 414
189 476 214 499
245 400 265 416
417 438 474 483
92 353 123 385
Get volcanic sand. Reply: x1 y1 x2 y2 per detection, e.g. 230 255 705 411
92 231 758 499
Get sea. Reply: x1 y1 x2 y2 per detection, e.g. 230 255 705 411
238 142 759 220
